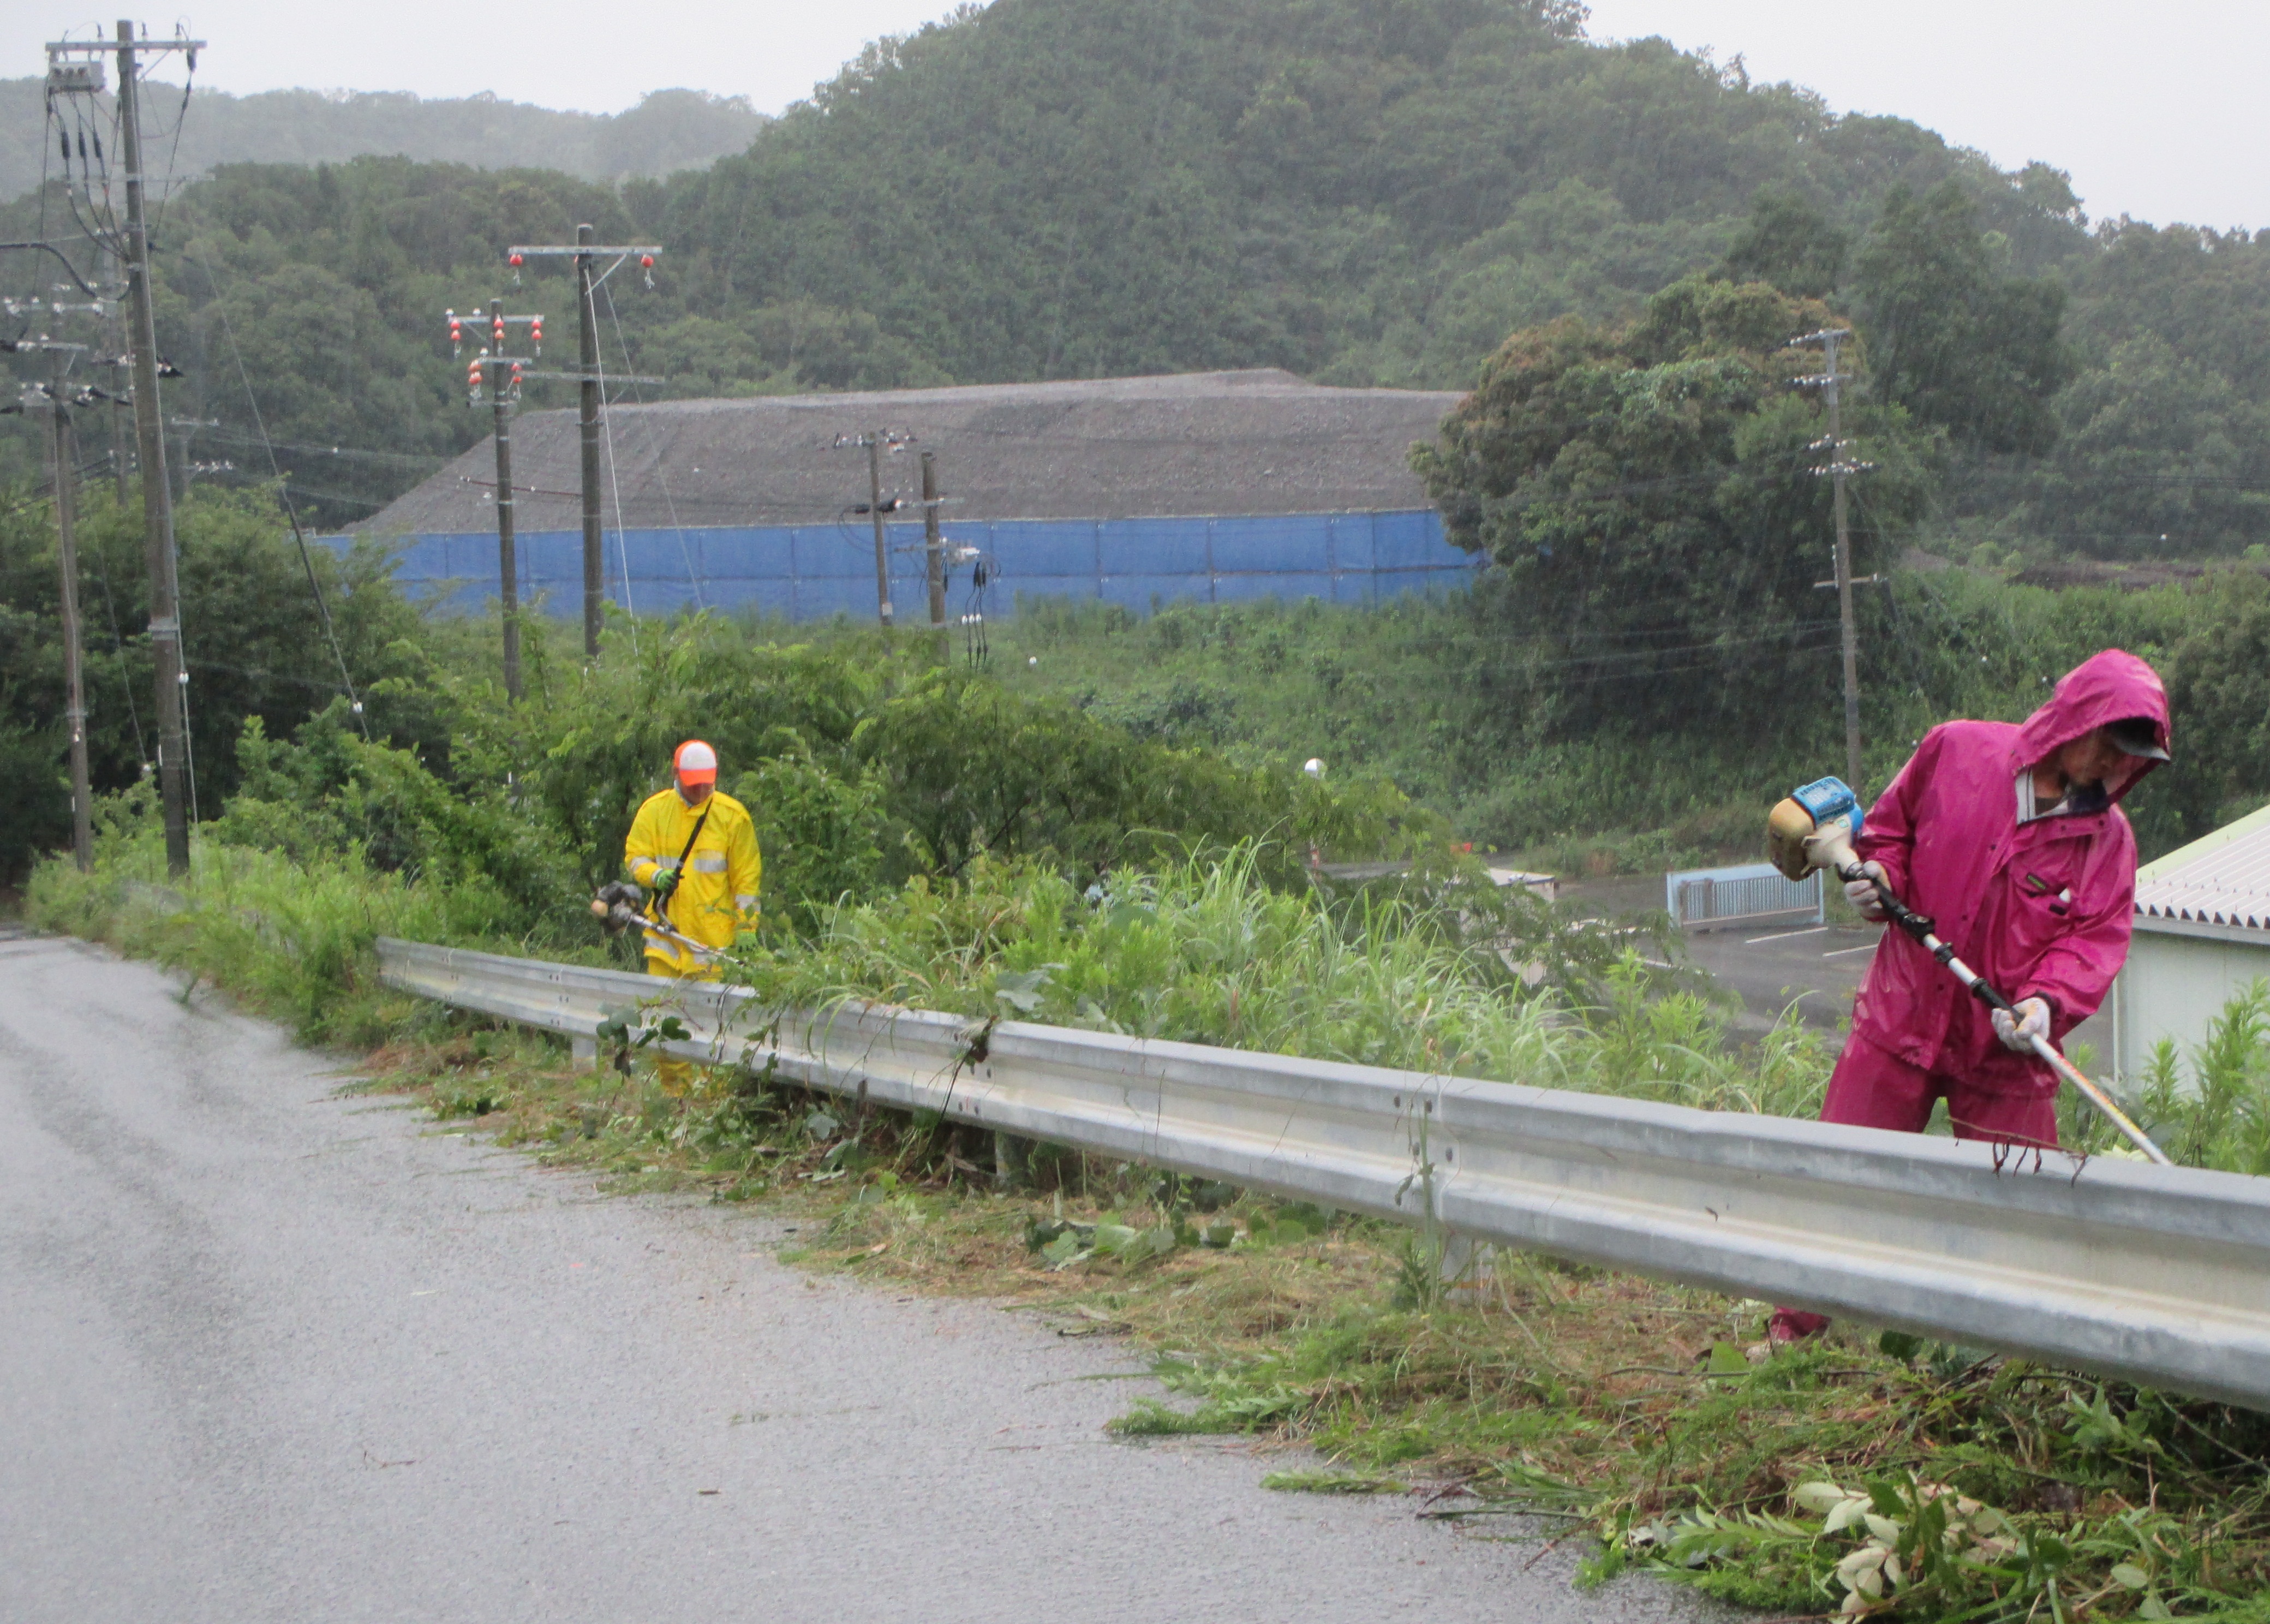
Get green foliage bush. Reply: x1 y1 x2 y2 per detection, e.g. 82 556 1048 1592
510 616 1427 905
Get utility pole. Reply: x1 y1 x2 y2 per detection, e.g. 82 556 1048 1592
921 450 947 638
103 244 130 502
447 299 549 700
27 343 95 870
491 298 521 701
576 225 601 657
503 234 662 658
834 429 915 628
1792 327 1873 797
46 20 206 875
868 437 892 629
169 414 218 498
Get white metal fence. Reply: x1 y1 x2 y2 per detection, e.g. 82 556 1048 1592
1666 862 1823 930
377 936 2270 1408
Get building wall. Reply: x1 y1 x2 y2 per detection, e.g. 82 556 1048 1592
331 510 1475 622
2113 923 2270 1083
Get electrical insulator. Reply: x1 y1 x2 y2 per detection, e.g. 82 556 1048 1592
509 253 523 267
529 317 542 353
640 253 656 290
492 317 505 339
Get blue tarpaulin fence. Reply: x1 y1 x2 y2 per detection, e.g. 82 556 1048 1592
328 510 1475 622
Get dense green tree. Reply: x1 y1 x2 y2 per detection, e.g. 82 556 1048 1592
2021 337 2270 556
2156 571 2270 841
1717 186 1847 298
0 479 426 876
1413 276 1938 735
1854 181 2071 456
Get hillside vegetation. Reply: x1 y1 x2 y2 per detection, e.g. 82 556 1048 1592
0 79 762 200
3 0 2267 560
7 0 2270 876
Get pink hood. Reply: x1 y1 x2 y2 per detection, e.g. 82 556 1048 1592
2009 647 2173 802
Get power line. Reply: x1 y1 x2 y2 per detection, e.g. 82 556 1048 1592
189 233 370 739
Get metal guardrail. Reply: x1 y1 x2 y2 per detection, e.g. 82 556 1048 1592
377 937 2270 1410
1667 862 1823 930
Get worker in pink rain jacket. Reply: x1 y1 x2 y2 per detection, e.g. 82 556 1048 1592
1773 648 2171 1344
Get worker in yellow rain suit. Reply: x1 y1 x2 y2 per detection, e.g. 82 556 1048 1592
623 739 761 1093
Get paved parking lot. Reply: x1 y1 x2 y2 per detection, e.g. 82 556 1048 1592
1561 875 2111 1061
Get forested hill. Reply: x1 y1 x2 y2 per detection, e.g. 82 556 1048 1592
4 0 2268 557
0 80 763 197
656 0 2081 388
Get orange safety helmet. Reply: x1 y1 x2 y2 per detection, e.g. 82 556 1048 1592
673 738 719 787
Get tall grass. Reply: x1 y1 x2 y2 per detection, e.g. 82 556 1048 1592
730 844 1836 1116
25 808 593 1047
2102 980 2270 1174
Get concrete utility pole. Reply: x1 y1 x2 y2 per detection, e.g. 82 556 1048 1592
868 436 892 628
834 429 913 628
486 298 524 701
87 17 204 876
921 450 947 637
503 234 663 657
169 415 218 498
103 243 130 502
37 345 95 871
1792 327 1874 798
576 225 601 656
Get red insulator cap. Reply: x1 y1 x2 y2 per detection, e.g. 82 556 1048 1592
509 253 524 267
640 255 654 268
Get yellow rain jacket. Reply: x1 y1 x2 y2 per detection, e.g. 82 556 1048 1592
623 788 762 977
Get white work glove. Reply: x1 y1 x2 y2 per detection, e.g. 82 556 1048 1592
1992 996 2052 1054
1841 861 1889 922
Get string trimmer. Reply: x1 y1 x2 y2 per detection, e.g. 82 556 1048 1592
590 880 722 964
1766 776 2170 1165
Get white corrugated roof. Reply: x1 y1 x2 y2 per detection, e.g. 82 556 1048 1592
2135 802 2270 932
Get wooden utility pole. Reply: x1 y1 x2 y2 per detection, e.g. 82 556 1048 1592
41 347 94 871
921 450 946 636
486 297 523 702
503 235 662 657
111 19 199 875
1793 327 1872 797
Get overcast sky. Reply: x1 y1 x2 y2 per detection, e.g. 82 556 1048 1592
13 2 2262 230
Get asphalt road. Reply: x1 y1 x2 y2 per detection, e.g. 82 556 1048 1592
0 930 1724 1624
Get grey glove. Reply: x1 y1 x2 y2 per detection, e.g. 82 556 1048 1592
1841 861 1889 922
1991 996 2052 1054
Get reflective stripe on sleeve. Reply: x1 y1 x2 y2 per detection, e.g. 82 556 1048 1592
734 894 758 911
